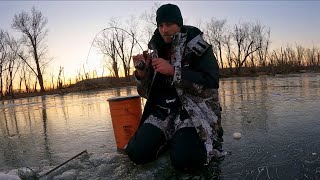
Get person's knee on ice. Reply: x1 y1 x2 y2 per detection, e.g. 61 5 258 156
170 127 207 171
125 123 166 165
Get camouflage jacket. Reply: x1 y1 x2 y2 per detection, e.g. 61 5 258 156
135 26 223 163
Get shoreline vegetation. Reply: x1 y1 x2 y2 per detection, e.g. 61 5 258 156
1 68 319 101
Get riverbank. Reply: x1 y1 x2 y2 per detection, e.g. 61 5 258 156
0 69 317 101
0 79 136 101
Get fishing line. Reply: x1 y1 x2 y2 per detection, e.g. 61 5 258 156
85 26 145 65
85 26 158 97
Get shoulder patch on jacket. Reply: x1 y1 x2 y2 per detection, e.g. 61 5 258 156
186 33 210 56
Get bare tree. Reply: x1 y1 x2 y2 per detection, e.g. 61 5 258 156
257 27 271 68
140 2 161 45
305 46 318 68
205 18 227 69
96 31 120 78
269 46 295 74
114 17 139 80
223 34 234 74
4 50 20 98
1 31 24 98
317 49 320 68
18 68 24 93
231 22 264 74
50 73 55 90
57 66 64 89
22 63 32 93
12 7 49 92
95 18 141 79
295 44 305 67
0 30 7 98
248 22 271 73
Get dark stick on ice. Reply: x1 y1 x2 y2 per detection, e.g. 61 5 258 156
18 150 88 180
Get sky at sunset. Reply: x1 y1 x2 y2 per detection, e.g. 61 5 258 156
1 1 320 80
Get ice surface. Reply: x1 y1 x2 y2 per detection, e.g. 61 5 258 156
2 74 320 179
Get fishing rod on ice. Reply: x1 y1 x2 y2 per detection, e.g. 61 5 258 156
86 26 158 97
18 150 88 180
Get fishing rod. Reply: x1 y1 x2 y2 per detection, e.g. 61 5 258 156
85 26 145 64
147 44 158 98
18 150 88 180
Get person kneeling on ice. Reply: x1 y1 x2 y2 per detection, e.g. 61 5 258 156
125 3 224 171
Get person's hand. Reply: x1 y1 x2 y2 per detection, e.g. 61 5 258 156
152 58 175 76
132 52 151 78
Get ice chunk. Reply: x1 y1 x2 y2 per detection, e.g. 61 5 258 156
233 132 241 139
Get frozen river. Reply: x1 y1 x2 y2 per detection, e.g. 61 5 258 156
1 73 320 179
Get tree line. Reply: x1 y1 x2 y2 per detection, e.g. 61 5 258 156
202 18 320 76
1 5 320 100
1 7 49 99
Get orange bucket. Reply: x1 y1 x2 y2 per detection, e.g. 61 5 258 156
107 95 142 150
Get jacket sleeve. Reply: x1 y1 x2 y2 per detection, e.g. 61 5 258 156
173 47 219 97
134 70 151 99
181 47 219 89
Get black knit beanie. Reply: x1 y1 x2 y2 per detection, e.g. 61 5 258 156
156 4 183 27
